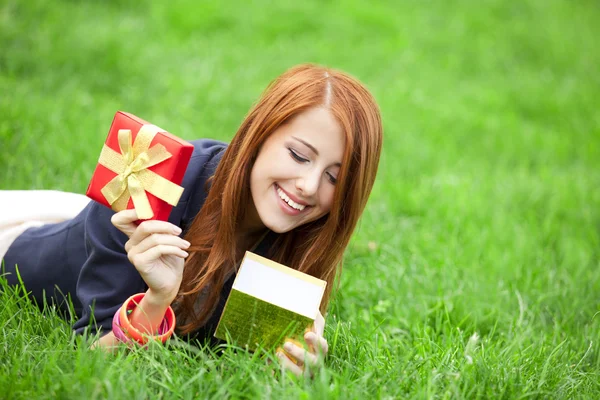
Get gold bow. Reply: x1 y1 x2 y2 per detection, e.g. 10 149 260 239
98 125 184 219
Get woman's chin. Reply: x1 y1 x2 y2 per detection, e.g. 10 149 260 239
264 222 296 234
259 214 297 234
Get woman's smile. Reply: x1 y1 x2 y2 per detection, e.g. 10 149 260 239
275 183 311 216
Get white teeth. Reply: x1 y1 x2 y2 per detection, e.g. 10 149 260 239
277 187 306 211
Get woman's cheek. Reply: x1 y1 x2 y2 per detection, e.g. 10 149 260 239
321 187 336 214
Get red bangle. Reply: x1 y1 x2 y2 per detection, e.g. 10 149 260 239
118 293 176 345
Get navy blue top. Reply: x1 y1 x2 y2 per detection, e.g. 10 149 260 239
3 139 276 341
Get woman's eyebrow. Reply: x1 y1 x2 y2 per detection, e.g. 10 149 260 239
291 136 342 167
292 136 319 155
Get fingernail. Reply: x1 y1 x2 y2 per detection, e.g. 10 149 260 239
183 240 191 247
283 342 293 352
173 226 182 234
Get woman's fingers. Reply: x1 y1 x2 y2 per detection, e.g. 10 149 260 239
131 233 190 255
117 218 183 252
129 220 182 244
276 317 328 377
277 351 304 377
128 245 189 269
305 331 328 355
283 342 318 367
111 210 188 300
110 209 140 237
111 209 182 243
313 311 325 336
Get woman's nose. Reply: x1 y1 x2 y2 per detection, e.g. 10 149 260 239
295 170 321 197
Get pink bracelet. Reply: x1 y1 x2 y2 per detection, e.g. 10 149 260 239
112 308 132 344
112 296 175 345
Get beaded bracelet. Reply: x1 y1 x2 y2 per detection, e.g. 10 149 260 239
112 293 176 345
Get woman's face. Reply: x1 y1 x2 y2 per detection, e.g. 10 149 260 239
248 107 345 234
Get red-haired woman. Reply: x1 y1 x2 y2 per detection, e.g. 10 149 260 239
1 64 383 376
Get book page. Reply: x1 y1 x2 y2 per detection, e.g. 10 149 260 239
233 257 325 319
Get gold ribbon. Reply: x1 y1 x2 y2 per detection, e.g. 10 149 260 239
98 124 184 219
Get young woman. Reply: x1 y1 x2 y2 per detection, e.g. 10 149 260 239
1 64 383 376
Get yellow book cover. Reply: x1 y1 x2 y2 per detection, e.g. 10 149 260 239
214 252 327 352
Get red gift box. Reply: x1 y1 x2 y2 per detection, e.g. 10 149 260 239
86 111 194 221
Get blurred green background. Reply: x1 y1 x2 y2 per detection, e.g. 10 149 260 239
2 0 600 398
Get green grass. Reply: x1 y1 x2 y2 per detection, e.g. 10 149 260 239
2 0 600 398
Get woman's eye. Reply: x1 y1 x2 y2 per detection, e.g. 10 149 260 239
326 172 338 185
289 149 309 163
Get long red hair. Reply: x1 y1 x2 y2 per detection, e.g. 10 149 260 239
177 64 383 334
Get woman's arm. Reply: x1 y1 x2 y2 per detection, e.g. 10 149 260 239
92 331 119 350
75 140 227 343
90 209 187 350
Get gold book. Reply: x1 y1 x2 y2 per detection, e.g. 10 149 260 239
214 251 327 352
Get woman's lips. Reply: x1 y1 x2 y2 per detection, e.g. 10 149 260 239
277 184 310 206
274 184 310 216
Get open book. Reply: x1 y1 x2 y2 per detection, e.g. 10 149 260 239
214 252 327 351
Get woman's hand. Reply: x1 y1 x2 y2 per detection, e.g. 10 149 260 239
111 209 190 304
277 311 329 377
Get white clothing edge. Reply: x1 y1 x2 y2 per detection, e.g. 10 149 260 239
0 190 91 260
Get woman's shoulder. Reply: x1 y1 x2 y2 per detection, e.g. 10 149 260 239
181 139 227 186
188 138 228 163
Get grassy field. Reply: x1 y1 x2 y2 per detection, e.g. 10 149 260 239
2 0 600 398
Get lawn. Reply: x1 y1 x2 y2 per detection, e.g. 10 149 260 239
1 0 600 398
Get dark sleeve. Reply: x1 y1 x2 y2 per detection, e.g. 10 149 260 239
72 201 146 336
72 139 227 336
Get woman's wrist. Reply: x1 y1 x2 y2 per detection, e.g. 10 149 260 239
145 288 177 308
